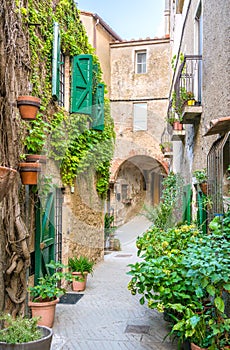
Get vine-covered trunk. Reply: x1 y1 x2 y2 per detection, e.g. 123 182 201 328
0 0 31 315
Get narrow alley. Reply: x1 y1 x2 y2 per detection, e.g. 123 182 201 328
51 216 177 350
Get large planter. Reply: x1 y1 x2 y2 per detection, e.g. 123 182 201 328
17 95 41 120
72 272 88 291
191 343 207 350
28 298 59 328
0 325 53 350
19 162 41 185
0 166 17 202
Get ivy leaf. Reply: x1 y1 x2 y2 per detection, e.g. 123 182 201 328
214 296 225 313
206 284 216 296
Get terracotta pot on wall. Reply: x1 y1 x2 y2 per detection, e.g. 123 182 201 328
17 95 41 120
72 272 88 291
28 298 59 328
19 162 41 185
25 154 47 164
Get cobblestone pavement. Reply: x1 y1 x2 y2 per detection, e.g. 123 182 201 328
51 216 177 350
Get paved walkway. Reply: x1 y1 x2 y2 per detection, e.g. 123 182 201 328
51 216 177 350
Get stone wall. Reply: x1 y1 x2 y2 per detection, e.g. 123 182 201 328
62 174 104 266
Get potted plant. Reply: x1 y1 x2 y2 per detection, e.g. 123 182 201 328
68 256 94 292
17 95 41 120
28 261 72 328
186 91 195 106
23 114 50 163
0 313 53 349
193 168 208 194
160 142 172 154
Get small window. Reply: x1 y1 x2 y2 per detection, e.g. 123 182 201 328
136 51 146 74
133 103 147 131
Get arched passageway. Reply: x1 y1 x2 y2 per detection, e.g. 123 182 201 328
108 155 168 226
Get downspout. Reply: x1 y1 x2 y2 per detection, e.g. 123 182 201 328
93 18 99 49
169 0 192 97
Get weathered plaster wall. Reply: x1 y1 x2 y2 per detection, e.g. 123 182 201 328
62 175 104 265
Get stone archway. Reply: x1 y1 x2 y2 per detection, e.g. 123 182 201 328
109 155 168 226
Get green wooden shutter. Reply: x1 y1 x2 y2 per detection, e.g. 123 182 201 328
92 83 105 131
52 22 61 101
71 54 93 115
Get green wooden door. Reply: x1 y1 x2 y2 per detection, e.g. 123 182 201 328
35 192 55 284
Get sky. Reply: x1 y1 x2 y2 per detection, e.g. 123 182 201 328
75 0 165 40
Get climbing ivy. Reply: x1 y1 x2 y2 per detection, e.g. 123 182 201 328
19 0 114 198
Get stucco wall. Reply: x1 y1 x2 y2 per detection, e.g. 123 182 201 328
62 175 104 266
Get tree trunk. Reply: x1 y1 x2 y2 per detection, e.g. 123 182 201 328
0 0 31 315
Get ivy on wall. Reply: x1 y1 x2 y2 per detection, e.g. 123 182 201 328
18 0 114 198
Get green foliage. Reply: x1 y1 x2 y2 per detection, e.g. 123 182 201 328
19 1 114 198
28 260 73 302
142 172 183 229
0 314 42 344
68 256 94 275
193 168 207 184
23 112 50 154
128 211 230 349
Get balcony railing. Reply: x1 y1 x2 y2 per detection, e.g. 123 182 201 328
174 55 203 124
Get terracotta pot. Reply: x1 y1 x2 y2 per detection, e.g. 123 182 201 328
19 162 41 185
17 95 41 120
0 166 17 202
28 298 59 328
173 121 183 130
200 182 208 195
72 272 88 291
0 325 53 350
25 154 47 164
191 343 207 350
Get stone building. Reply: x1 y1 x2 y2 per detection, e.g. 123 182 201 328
167 0 230 223
80 5 171 226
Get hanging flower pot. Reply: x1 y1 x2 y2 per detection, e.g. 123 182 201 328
0 166 17 202
19 162 41 185
17 95 41 120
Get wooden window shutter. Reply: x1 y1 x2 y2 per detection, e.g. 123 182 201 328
92 83 104 131
71 54 93 115
52 22 61 100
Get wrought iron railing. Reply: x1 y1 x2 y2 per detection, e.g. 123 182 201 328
174 55 202 105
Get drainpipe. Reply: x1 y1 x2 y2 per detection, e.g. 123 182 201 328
164 0 170 37
93 18 99 50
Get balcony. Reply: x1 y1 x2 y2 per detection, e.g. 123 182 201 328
174 55 203 124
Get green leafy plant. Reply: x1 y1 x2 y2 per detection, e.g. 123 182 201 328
28 260 73 302
68 256 94 275
159 142 172 152
23 112 50 154
142 172 183 229
0 314 42 344
193 169 207 184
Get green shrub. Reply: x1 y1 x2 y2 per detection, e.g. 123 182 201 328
0 314 41 344
68 256 94 275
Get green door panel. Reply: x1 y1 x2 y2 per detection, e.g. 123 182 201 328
70 54 93 115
